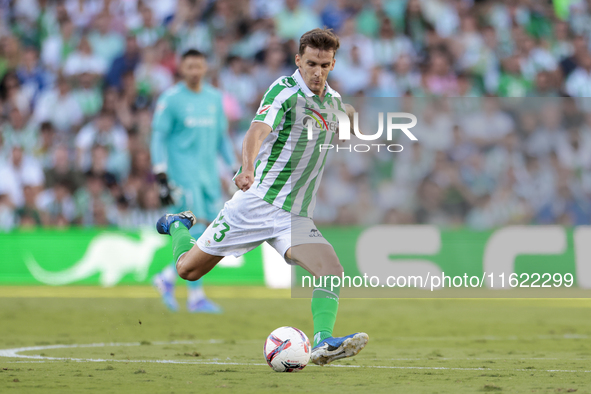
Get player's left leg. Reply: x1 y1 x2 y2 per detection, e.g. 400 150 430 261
286 244 369 365
185 223 222 313
153 188 221 313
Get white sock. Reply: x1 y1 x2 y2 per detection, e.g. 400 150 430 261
161 264 178 283
187 286 206 304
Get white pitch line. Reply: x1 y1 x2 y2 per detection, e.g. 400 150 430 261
1 341 590 374
4 359 591 374
386 334 589 341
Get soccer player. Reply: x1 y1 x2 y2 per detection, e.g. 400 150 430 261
150 49 236 313
156 29 368 364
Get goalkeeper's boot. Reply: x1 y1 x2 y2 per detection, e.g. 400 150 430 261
152 273 179 312
187 297 223 314
310 332 369 366
156 211 197 235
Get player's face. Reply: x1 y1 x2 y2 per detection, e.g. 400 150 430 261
181 56 207 87
295 46 335 96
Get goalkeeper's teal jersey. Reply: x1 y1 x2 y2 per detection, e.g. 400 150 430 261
150 82 235 220
246 69 346 218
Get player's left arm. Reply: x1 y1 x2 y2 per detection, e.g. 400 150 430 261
150 95 175 205
343 103 360 136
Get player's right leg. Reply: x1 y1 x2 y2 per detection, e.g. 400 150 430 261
156 211 225 281
285 244 368 365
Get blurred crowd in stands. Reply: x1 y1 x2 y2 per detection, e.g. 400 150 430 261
1 0 591 230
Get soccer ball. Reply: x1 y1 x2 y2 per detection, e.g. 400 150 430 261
263 326 311 372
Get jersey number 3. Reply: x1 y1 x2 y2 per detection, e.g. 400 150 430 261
212 214 230 242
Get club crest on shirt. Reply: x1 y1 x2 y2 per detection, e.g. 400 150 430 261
156 101 166 113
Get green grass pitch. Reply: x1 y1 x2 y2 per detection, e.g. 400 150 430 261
0 286 590 393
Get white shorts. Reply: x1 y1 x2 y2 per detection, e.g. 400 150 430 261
196 189 331 261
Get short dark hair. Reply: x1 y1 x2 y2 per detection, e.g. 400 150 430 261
40 121 54 132
181 49 206 60
299 28 340 57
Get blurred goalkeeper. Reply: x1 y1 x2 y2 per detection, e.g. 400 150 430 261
150 49 237 313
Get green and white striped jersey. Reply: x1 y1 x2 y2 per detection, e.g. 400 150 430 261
246 69 346 218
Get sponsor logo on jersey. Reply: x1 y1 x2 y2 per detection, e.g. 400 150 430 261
258 105 271 115
309 229 323 238
303 107 328 130
184 117 215 128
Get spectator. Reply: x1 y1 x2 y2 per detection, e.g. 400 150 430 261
88 12 125 66
392 54 422 95
559 35 589 79
16 47 51 106
63 35 108 78
337 17 375 70
461 98 514 148
2 107 38 153
33 121 57 168
274 0 322 41
37 179 76 226
75 110 129 177
565 53 591 97
423 50 458 96
65 0 102 29
41 18 78 72
253 44 291 94
536 176 591 225
0 192 15 231
134 46 174 98
403 0 433 53
496 55 532 97
528 71 559 97
0 70 31 115
131 5 166 48
74 172 114 227
33 76 84 134
371 16 415 68
44 145 84 192
71 72 103 117
219 55 258 111
518 34 558 81
104 35 140 89
15 185 43 227
549 21 575 61
0 36 23 79
320 0 352 32
0 146 44 207
331 45 371 95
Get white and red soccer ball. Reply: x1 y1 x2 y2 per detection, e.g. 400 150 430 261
263 326 311 372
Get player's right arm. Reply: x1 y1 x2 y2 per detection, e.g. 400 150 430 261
234 121 272 191
235 79 296 191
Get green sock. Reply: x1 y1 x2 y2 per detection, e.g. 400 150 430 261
311 276 340 346
171 223 195 264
